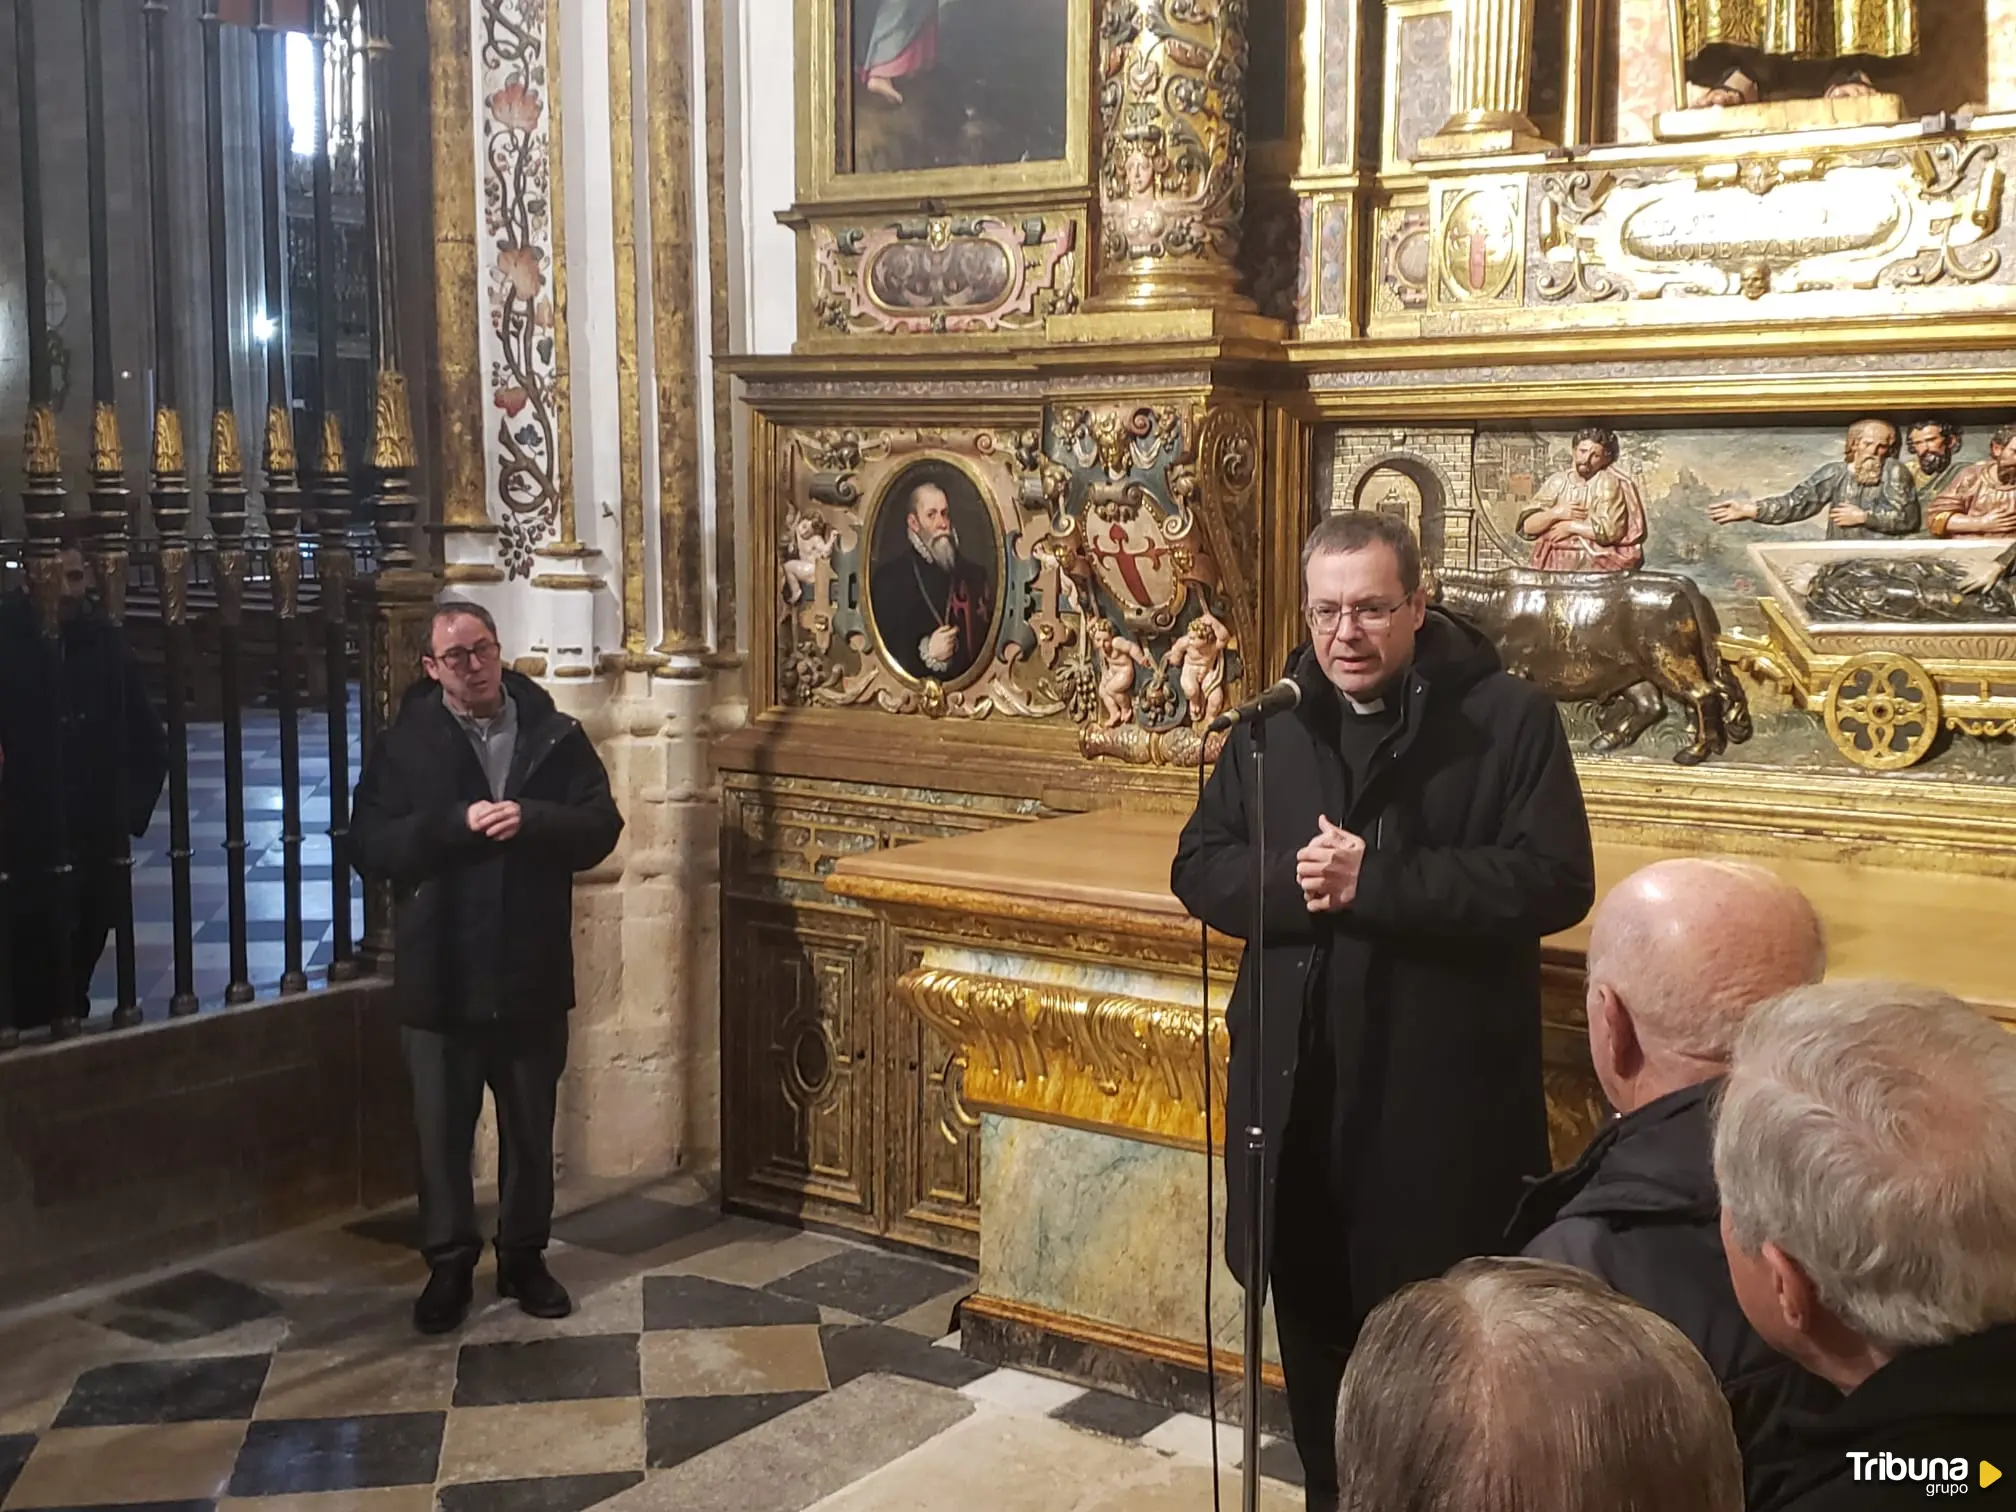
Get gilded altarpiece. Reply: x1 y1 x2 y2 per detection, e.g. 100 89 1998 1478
731 0 2016 1287
725 371 1284 1253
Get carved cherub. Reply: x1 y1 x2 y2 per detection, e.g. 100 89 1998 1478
1088 617 1149 728
1164 606 1231 728
782 512 838 605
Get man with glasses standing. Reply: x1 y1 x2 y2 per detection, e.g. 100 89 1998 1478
353 599 623 1334
1172 512 1594 1511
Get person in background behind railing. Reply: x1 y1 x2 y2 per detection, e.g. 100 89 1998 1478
0 536 167 1033
350 597 623 1336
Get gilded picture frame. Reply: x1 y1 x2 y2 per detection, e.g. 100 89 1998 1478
796 0 1093 205
861 453 1009 694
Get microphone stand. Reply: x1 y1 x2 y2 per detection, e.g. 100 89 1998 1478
1240 714 1269 1512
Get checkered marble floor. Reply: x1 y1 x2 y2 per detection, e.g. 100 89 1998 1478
88 689 367 1020
0 1180 1304 1512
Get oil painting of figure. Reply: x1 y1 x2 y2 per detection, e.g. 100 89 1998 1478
866 462 1001 685
845 0 1069 174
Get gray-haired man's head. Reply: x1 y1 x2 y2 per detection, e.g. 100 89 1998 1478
1715 981 2016 1392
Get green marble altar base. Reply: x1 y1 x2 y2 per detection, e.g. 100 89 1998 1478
963 1113 1291 1432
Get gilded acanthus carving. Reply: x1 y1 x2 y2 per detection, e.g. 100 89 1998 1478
315 409 346 478
811 215 1081 337
263 403 298 476
1092 0 1251 309
91 401 124 478
371 368 419 472
897 965 1230 1150
151 406 186 478
209 407 244 480
23 402 60 477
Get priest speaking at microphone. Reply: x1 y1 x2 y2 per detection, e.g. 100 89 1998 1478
1171 512 1595 1512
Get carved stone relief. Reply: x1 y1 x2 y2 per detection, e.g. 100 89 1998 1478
1373 202 1432 317
1535 142 2007 306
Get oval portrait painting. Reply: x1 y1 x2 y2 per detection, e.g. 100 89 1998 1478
865 459 1002 687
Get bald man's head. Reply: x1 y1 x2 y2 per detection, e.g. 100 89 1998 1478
1586 859 1825 1066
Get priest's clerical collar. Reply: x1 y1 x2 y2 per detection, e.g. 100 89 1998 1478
1344 693 1386 716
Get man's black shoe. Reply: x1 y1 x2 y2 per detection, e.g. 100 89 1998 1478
413 1262 475 1334
497 1252 573 1319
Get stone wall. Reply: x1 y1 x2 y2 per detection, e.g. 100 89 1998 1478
461 671 723 1190
0 979 408 1304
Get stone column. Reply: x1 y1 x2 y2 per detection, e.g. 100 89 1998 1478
648 0 709 662
1421 0 1548 154
1087 0 1255 314
428 0 496 582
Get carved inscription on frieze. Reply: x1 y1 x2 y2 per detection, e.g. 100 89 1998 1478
1531 139 2007 306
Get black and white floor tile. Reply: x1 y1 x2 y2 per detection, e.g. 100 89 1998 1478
0 1180 1303 1512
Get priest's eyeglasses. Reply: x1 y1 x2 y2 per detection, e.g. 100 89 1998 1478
1306 600 1402 635
430 639 500 671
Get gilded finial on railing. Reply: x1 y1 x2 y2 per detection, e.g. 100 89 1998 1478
210 406 243 480
91 400 124 478
264 402 298 476
370 369 417 472
317 408 347 479
23 401 61 477
151 405 186 479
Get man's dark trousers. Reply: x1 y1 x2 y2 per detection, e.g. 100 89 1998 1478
1268 1107 1362 1512
404 1017 569 1267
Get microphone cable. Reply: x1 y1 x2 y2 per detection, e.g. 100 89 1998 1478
1197 747 1224 1512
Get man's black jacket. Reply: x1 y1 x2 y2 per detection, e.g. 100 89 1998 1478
351 671 621 1029
1506 1078 1842 1506
1171 613 1595 1308
1759 1323 2016 1511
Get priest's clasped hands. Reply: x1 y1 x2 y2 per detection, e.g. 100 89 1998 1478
1297 815 1365 912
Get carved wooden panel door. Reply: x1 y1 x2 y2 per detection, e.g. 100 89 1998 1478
722 901 880 1226
884 943 982 1258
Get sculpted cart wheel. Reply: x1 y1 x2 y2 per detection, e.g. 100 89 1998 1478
1823 653 1939 771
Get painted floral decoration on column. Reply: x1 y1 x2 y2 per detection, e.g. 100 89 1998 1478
481 0 561 577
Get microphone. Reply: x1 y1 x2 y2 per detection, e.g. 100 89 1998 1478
1206 676 1302 734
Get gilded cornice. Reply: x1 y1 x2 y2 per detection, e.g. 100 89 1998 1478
897 965 1230 1151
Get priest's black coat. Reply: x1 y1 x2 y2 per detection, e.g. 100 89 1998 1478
1171 612 1595 1309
